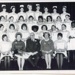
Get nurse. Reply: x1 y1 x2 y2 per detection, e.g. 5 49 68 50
61 6 70 22
18 5 27 21
51 6 59 23
34 4 42 21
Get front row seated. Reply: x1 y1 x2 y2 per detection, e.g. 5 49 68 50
0 32 68 70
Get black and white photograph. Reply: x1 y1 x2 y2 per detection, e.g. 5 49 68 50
0 0 75 73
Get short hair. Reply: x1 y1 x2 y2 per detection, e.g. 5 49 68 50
56 16 62 20
28 15 34 20
65 14 70 17
21 23 27 30
62 24 66 28
15 32 22 38
71 21 75 28
38 16 43 21
9 16 14 19
46 16 52 22
9 24 15 29
2 34 8 41
18 15 24 21
43 32 50 38
0 24 4 28
41 25 48 30
57 33 63 37
0 16 5 20
32 25 39 32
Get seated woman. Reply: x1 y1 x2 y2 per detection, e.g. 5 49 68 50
11 32 25 70
54 33 68 69
41 32 54 69
0 34 12 69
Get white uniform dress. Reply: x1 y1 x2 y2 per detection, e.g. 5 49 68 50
43 12 51 19
55 21 63 30
61 12 70 22
51 13 60 21
7 30 17 42
7 12 18 22
34 11 42 21
18 12 27 20
26 11 35 19
0 11 8 20
0 41 13 60
54 39 67 57
51 30 58 42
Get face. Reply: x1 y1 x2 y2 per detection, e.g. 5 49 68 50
10 17 14 22
12 8 15 12
29 17 33 21
28 6 32 10
57 16 61 21
0 26 4 30
47 17 51 22
16 35 21 41
20 8 24 12
3 36 8 41
44 8 48 12
19 17 24 21
58 35 62 40
3 8 6 12
53 9 57 13
36 6 40 11
62 25 66 30
38 17 43 22
1 17 5 21
22 26 27 30
62 8 66 12
30 33 35 40
65 15 70 20
10 26 15 30
44 33 49 39
42 26 47 30
52 25 56 31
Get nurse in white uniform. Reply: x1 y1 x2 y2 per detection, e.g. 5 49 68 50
43 7 51 20
51 6 59 23
61 6 70 22
0 4 8 21
55 16 62 30
54 33 68 69
0 34 12 69
18 5 27 21
50 25 58 42
7 24 17 42
26 4 35 20
45 16 54 30
34 4 42 21
20 23 30 41
8 6 18 22
64 14 72 32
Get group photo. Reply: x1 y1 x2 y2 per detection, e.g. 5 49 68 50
0 2 74 70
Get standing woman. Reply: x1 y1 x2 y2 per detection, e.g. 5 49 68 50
18 5 27 21
54 33 68 69
61 6 70 22
34 4 42 21
26 4 35 20
0 4 8 21
12 32 25 70
51 6 59 23
43 7 51 20
41 32 54 69
8 6 18 22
